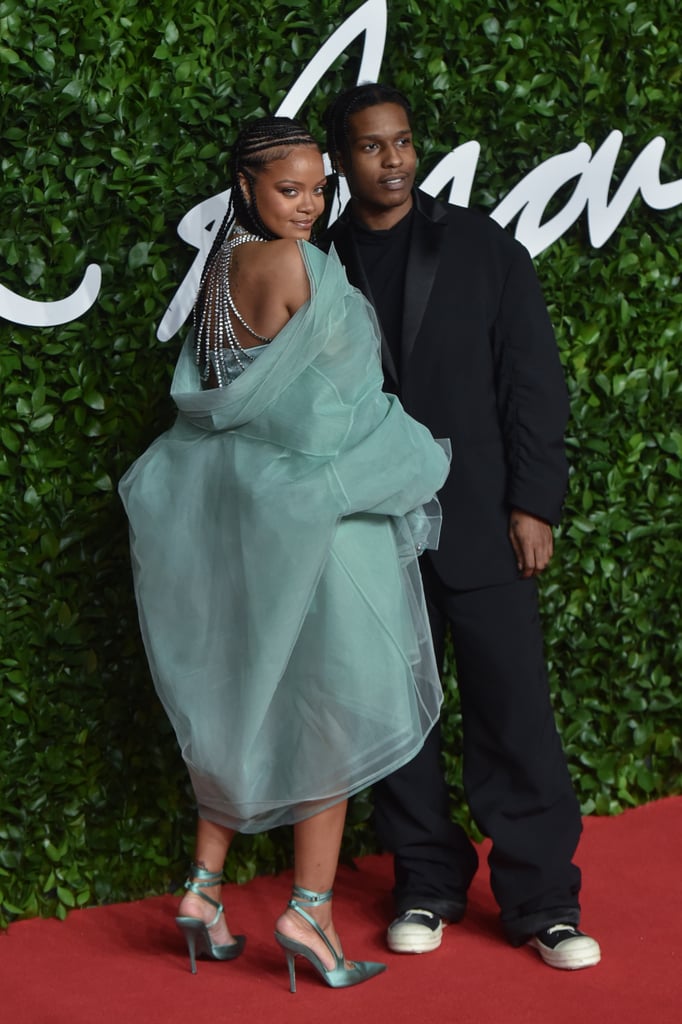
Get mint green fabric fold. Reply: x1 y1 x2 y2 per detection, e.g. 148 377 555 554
119 243 450 832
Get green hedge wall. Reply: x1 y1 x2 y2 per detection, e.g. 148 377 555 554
1 0 680 927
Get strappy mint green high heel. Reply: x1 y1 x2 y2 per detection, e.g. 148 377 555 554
175 864 245 974
274 885 386 992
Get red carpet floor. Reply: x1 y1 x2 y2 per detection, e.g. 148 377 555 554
5 797 681 1024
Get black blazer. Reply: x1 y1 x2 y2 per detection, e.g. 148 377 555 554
323 190 570 590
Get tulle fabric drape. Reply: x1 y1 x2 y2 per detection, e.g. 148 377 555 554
119 243 449 832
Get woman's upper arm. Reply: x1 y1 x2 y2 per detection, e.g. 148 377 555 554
270 240 310 316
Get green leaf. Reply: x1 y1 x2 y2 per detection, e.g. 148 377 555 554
1 427 21 453
57 886 76 908
30 412 54 432
0 45 21 64
164 20 179 45
82 390 105 411
34 49 56 73
111 147 132 166
128 242 153 269
62 80 83 98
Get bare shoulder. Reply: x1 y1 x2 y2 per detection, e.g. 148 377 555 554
257 239 310 312
262 238 306 276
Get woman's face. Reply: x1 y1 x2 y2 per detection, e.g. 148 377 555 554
243 147 327 240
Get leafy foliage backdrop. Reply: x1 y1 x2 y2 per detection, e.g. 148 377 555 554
1 0 680 926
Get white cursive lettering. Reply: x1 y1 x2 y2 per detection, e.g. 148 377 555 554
155 0 386 341
485 130 682 256
0 265 102 327
1 0 679 332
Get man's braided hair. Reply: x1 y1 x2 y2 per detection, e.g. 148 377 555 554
323 83 413 212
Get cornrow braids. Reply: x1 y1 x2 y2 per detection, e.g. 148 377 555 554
323 83 413 213
230 116 318 239
193 116 318 381
201 115 318 274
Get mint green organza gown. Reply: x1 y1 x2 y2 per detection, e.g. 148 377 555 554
119 243 450 833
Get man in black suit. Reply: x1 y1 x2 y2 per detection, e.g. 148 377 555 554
322 83 601 970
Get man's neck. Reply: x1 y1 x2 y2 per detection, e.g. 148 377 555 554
349 194 414 231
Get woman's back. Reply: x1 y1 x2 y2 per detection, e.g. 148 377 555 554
217 237 310 348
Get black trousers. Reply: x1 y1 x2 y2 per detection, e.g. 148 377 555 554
373 557 582 945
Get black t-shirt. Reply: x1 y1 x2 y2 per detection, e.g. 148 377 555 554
351 208 414 380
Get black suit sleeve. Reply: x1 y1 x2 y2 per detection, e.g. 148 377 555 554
493 244 569 525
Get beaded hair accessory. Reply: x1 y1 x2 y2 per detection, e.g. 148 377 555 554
193 116 318 386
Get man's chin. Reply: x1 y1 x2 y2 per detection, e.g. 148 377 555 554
377 186 413 206
363 188 413 214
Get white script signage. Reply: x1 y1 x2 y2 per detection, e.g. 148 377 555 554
1 0 679 334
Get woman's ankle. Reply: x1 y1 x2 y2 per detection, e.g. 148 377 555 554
277 904 342 968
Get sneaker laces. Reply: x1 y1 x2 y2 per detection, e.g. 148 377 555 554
545 923 578 936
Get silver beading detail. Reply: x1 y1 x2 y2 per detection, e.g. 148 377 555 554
195 226 272 387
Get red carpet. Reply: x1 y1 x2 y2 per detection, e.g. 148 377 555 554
6 798 681 1023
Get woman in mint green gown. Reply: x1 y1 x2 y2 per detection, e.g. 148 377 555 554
119 117 449 989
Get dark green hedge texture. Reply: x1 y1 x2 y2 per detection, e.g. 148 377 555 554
1 0 680 927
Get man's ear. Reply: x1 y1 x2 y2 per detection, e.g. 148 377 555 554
334 152 347 177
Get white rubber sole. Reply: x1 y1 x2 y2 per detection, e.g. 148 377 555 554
387 919 444 954
529 934 602 970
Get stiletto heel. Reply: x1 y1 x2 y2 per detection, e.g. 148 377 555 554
175 864 246 973
274 885 386 992
284 949 297 992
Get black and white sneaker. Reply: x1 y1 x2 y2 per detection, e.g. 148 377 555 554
387 909 444 953
529 923 601 970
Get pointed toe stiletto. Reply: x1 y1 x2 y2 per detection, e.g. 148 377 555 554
274 885 386 992
175 865 246 974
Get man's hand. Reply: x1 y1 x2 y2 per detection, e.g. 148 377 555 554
509 509 554 578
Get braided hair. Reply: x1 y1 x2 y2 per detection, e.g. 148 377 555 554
323 83 413 212
193 115 318 372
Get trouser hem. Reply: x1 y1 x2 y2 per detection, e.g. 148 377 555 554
504 905 581 946
393 895 467 922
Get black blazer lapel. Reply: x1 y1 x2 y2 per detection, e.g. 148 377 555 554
402 192 449 365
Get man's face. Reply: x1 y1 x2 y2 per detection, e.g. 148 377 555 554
341 102 417 224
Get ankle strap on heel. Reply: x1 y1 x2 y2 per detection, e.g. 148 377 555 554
185 863 223 887
289 885 333 908
183 864 224 928
287 886 337 963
